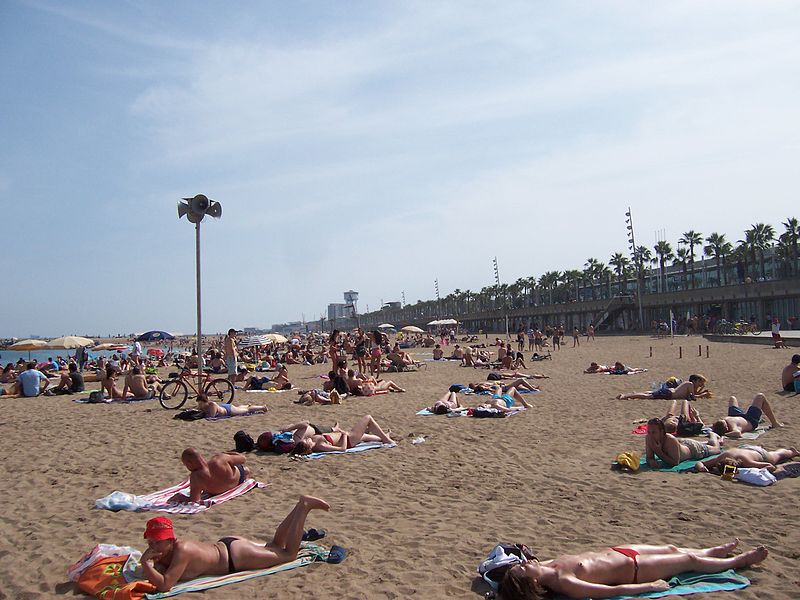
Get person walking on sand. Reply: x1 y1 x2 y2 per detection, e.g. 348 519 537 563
710 394 783 438
168 448 251 504
498 539 767 600
141 496 331 591
224 329 239 385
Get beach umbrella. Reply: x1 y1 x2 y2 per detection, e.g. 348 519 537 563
91 343 117 351
239 334 272 348
147 348 164 357
378 323 395 329
401 325 424 333
8 339 47 360
438 319 459 325
136 330 175 341
427 320 441 326
265 333 288 344
44 336 95 349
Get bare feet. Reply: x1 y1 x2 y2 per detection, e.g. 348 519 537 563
735 545 768 568
789 446 799 458
300 495 330 512
706 538 740 557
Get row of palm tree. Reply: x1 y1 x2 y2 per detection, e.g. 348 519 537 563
375 219 799 322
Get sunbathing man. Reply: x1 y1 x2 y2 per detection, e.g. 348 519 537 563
290 414 395 455
425 391 462 415
695 445 799 474
482 384 534 411
196 393 268 418
617 374 710 400
645 418 722 467
710 394 783 438
781 354 800 392
123 366 162 399
169 448 250 504
141 495 330 591
469 379 539 393
662 399 704 436
498 540 767 600
51 363 85 395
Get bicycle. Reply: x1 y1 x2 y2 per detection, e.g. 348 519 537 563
159 368 235 409
734 320 762 336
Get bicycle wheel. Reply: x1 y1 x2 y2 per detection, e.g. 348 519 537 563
751 325 762 336
160 380 189 409
204 379 235 404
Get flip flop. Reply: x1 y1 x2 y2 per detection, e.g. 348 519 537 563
326 545 347 564
302 528 327 542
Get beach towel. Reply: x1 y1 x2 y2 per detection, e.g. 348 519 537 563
573 569 749 599
299 442 396 461
144 542 330 598
95 478 266 514
612 456 697 473
244 387 296 393
205 412 261 421
736 426 768 440
74 394 155 404
631 423 649 435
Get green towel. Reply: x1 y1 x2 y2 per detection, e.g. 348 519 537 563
612 456 697 473
593 569 749 599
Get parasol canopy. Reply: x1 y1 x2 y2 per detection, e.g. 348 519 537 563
44 336 95 349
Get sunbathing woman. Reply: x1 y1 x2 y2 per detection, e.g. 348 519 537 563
470 379 539 393
260 365 292 390
425 391 462 415
617 374 710 400
695 445 799 474
498 539 767 600
351 378 405 395
490 370 548 380
290 415 396 455
196 393 268 418
645 418 722 468
101 365 128 400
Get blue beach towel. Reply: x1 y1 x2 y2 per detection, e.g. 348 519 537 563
302 442 396 460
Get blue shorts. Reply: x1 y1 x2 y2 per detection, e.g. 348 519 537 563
226 356 237 375
492 393 514 408
729 405 762 430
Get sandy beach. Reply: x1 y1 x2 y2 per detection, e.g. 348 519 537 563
0 334 798 599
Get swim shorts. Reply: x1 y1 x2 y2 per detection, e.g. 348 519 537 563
226 356 237 375
728 405 762 430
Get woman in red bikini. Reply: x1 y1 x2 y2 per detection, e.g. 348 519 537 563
290 414 395 455
499 539 766 599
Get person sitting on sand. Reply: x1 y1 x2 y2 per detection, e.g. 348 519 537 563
781 354 800 392
425 391 463 414
0 363 17 384
14 362 50 397
695 445 799 474
501 349 528 371
290 414 395 455
450 345 464 360
250 364 292 391
169 448 250 504
617 374 710 400
481 384 534 411
662 399 705 436
141 495 331 591
498 539 767 600
433 344 444 360
123 366 162 398
196 393 268 418
710 394 783 438
645 418 722 467
51 362 85 395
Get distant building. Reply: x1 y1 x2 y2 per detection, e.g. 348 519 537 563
327 303 349 321
382 301 401 310
243 327 267 334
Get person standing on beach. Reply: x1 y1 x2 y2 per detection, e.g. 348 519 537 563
572 327 580 348
224 329 238 385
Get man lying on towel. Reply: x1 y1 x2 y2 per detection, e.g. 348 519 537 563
169 448 251 504
142 495 330 592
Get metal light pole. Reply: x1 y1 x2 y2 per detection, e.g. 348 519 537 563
178 194 222 391
493 257 509 339
435 279 441 318
625 208 644 330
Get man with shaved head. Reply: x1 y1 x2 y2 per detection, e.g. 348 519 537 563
168 448 250 504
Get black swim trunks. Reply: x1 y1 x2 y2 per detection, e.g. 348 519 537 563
729 405 762 430
218 537 239 573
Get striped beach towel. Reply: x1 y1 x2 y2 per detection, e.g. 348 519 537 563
144 542 329 598
96 478 267 514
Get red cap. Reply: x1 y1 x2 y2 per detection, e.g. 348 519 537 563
144 517 175 541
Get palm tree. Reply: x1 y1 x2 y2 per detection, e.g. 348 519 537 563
563 269 583 301
609 252 630 295
671 248 688 290
584 258 601 300
782 217 799 275
745 223 776 279
632 246 652 292
703 233 733 286
679 230 703 289
653 241 674 292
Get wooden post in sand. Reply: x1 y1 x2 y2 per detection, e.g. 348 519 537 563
679 346 682 359
649 346 653 357
698 344 702 357
706 345 710 358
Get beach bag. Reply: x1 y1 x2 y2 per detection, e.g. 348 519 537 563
88 391 106 403
487 372 502 381
676 417 704 437
734 467 776 487
473 407 505 418
234 430 255 453
173 409 205 421
478 543 536 589
76 555 155 600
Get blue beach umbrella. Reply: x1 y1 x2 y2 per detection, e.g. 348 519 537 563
136 330 175 342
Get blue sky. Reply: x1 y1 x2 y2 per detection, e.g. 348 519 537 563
1 1 799 337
